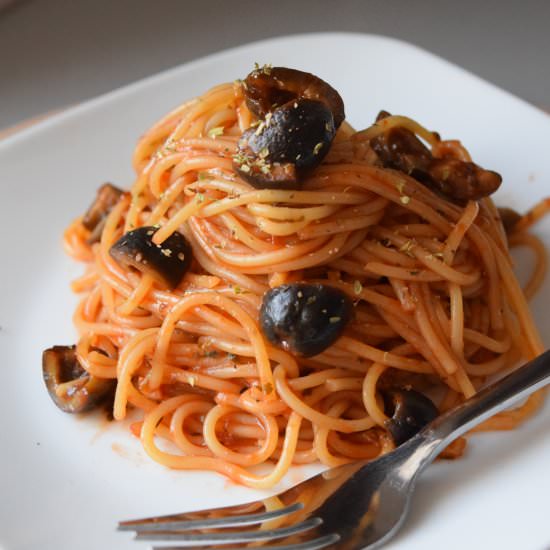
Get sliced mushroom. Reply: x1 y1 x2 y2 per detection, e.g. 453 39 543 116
234 99 336 189
498 207 522 235
370 112 502 203
244 66 345 127
42 345 115 413
82 183 125 243
234 66 345 189
109 226 192 289
375 110 392 122
427 159 502 203
384 388 439 446
260 283 353 357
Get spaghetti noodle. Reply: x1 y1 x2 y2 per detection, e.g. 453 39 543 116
52 67 549 489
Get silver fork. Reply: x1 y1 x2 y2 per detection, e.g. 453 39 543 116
118 349 550 549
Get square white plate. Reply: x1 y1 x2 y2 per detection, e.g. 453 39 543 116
1 33 550 550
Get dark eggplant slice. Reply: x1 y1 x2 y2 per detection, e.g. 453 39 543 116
370 113 502 203
42 345 115 414
259 283 353 357
384 388 439 446
244 66 345 128
109 226 192 289
82 183 125 243
233 98 336 189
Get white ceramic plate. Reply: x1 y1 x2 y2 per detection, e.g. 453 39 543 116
1 33 550 550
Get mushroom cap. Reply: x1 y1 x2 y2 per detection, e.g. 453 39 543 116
234 99 335 190
370 116 501 203
260 283 353 357
244 66 345 128
384 388 439 446
82 183 125 243
109 226 193 289
42 345 115 414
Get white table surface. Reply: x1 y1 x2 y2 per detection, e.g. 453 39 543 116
0 0 549 130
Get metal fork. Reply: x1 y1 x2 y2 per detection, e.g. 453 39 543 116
118 349 550 549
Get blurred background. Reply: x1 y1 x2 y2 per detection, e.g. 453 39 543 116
1 0 549 130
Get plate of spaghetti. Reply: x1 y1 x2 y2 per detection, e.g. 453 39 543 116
1 33 550 550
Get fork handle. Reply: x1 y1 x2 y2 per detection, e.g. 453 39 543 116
413 348 550 472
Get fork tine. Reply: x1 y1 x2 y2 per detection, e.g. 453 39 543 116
119 502 303 532
151 533 341 550
134 517 322 545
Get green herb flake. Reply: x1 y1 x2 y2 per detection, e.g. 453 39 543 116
353 280 363 295
313 142 324 155
253 62 272 75
399 240 415 256
395 180 405 194
258 147 270 159
208 126 224 139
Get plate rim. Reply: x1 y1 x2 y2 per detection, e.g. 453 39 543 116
1 31 549 152
2 30 550 550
